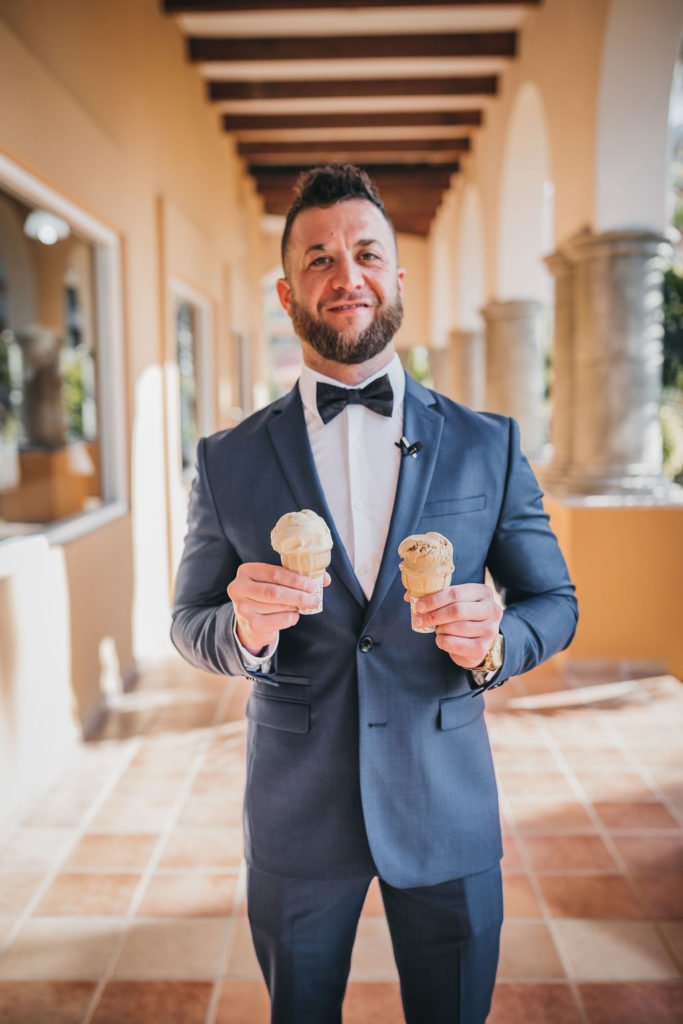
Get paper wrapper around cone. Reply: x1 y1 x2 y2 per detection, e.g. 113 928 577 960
400 566 452 598
280 549 331 579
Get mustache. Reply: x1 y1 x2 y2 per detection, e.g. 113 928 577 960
321 295 378 310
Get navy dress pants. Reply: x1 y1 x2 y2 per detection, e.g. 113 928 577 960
247 864 503 1024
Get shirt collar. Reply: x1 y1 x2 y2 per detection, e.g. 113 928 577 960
299 352 405 424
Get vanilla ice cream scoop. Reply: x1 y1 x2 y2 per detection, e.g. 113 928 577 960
271 510 333 613
398 531 454 633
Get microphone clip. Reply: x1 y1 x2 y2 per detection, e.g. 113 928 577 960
395 435 423 459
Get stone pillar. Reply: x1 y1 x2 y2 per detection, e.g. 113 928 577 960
428 346 451 397
563 230 672 497
449 328 485 409
542 249 576 489
481 299 548 461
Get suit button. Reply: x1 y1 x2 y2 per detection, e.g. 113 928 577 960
359 636 374 653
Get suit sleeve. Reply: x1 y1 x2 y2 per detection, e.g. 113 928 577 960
487 418 578 682
170 437 265 677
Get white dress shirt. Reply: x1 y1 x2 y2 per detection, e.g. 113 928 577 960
237 353 405 667
298 353 405 599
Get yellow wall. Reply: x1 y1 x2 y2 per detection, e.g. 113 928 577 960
0 0 262 825
546 496 683 678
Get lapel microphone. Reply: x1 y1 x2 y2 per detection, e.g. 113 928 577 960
395 435 423 459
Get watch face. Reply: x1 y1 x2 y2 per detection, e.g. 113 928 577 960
490 634 504 670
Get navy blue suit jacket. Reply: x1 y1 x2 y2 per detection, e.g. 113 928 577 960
171 373 577 888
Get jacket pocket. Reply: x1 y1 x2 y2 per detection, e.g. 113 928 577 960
246 672 309 688
423 495 486 517
439 693 485 731
246 692 310 734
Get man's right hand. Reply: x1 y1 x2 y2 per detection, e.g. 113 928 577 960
227 562 331 656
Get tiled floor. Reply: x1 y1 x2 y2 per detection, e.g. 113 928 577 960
0 658 681 1023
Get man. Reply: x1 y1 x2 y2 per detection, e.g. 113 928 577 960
171 165 577 1024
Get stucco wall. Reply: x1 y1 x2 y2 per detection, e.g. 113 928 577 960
0 0 261 826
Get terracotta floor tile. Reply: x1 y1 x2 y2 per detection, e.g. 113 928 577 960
214 979 270 1023
492 749 564 774
659 922 683 970
0 873 44 916
112 917 230 979
578 981 683 1024
501 835 526 874
488 982 582 1024
521 835 618 872
631 874 683 919
343 981 404 1023
593 802 680 831
502 774 577 799
23 792 96 829
508 797 594 832
349 917 398 981
560 748 633 773
611 835 683 873
0 917 17 948
91 980 212 1024
177 797 242 829
539 875 645 919
159 829 243 869
37 872 140 916
90 797 174 833
138 872 237 917
223 918 261 979
360 877 385 916
0 828 76 872
66 834 158 870
110 772 187 802
190 770 245 798
575 773 659 802
0 981 96 1024
498 921 565 979
503 874 542 917
0 917 124 980
553 920 679 981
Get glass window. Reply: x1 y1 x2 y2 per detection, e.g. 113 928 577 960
0 187 103 534
175 298 199 475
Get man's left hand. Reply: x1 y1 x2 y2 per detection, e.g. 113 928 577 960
406 583 503 669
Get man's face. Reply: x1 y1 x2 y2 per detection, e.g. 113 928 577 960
277 199 405 365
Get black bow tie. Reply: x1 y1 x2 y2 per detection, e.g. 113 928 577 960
316 374 394 425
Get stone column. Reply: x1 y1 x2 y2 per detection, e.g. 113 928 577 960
426 346 448 396
481 299 548 461
449 328 485 409
541 249 576 490
563 230 672 497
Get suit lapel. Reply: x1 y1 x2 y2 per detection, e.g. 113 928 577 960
363 375 444 627
267 385 367 608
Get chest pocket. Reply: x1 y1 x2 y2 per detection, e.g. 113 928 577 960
422 495 486 518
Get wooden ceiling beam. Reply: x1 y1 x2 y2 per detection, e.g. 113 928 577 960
190 32 516 62
223 111 483 131
251 162 458 180
239 138 470 156
209 76 496 101
168 1 539 10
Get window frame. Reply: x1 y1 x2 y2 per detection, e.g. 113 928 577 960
0 152 128 550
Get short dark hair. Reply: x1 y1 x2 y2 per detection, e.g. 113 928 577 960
280 164 396 273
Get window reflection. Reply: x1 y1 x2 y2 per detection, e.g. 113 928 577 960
175 298 199 474
0 188 102 533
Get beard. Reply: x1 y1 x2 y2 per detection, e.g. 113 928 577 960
289 292 404 365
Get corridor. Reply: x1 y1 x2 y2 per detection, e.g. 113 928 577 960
0 659 680 1023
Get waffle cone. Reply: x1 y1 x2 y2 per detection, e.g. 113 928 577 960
401 567 452 597
281 549 331 578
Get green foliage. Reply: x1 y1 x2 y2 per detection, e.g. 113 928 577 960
663 267 683 390
62 357 85 437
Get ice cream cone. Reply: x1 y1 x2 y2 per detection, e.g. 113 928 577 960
271 510 333 614
398 532 454 633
